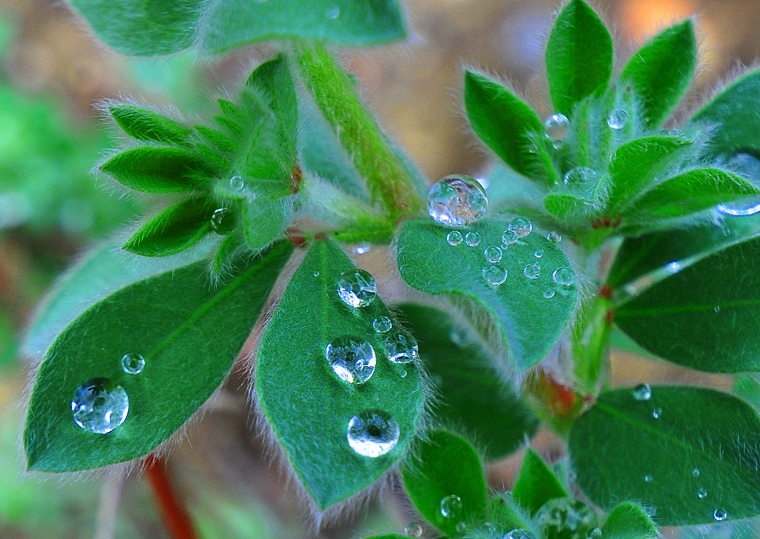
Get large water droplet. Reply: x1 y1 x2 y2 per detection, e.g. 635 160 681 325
484 245 503 263
482 265 508 286
439 494 463 519
71 378 129 434
546 231 562 243
545 113 570 146
633 383 652 401
713 508 728 521
465 232 481 247
373 316 392 334
552 267 576 288
405 522 423 537
508 217 532 237
652 407 662 419
502 229 519 246
326 336 376 384
504 530 536 539
563 167 598 187
121 353 145 375
428 175 488 227
698 488 708 499
230 175 244 191
447 230 464 246
524 262 541 280
383 332 419 363
337 269 377 308
347 409 399 457
607 108 629 130
211 208 235 234
716 197 760 216
536 498 598 539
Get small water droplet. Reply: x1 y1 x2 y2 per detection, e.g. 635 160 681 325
230 175 244 190
373 316 392 334
484 245 503 263
698 488 708 499
440 494 463 519
404 522 423 537
465 231 481 247
383 332 419 363
121 353 145 375
545 113 570 144
607 108 629 130
337 269 377 308
543 289 556 299
211 208 235 234
347 410 399 457
644 475 653 483
400 370 407 378
552 267 576 288
354 243 371 255
504 530 536 539
524 262 541 280
534 249 544 259
652 407 662 419
693 468 701 477
546 231 562 243
326 6 340 19
508 217 532 237
714 305 721 313
428 175 488 227
587 528 603 539
313 271 320 277
633 383 652 401
455 522 466 533
325 336 376 384
482 265 508 286
447 230 464 246
563 167 599 186
713 508 728 521
71 378 129 434
502 229 519 246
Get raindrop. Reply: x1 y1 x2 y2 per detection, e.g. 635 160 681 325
465 231 481 247
482 265 508 286
693 468 701 478
456 522 467 534
230 175 244 190
447 230 464 246
543 289 556 299
508 217 532 237
546 231 562 243
211 208 235 234
484 245 503 263
714 305 721 314
644 475 653 483
373 316 392 334
633 383 652 401
354 243 371 255
544 113 570 145
652 408 662 419
347 409 399 458
383 332 419 363
524 262 541 280
326 6 340 19
698 488 708 499
428 175 488 227
713 508 728 522
502 229 519 246
400 370 408 378
121 353 145 375
325 336 376 384
71 378 129 434
563 167 598 186
534 249 544 259
536 498 598 539
440 494 463 519
716 198 760 217
313 271 320 277
504 530 536 539
607 108 629 130
337 269 377 308
552 267 576 288
405 522 423 537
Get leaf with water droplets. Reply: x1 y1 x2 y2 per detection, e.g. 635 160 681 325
109 104 192 145
512 449 568 515
24 241 292 471
397 218 578 371
400 429 487 537
256 239 423 510
100 146 213 193
569 386 760 525
545 0 613 116
396 303 539 460
601 502 657 539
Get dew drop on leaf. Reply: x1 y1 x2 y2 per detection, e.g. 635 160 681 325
211 208 235 234
439 494 463 519
121 352 145 375
508 217 532 237
587 528 602 539
230 175 244 191
544 113 570 145
698 488 708 499
372 316 392 334
326 6 340 19
543 289 556 299
502 229 519 246
552 267 576 288
716 198 760 216
455 522 466 534
325 336 376 384
404 522 423 537
607 108 629 130
535 249 544 259
504 530 536 539
633 383 652 401
693 468 701 478
446 230 464 246
465 231 481 247
524 262 541 280
354 243 371 255
546 231 562 243
337 269 377 308
563 167 598 186
714 508 728 521
70 378 129 434
644 475 653 483
482 265 508 286
383 332 419 364
346 409 399 458
484 245 503 263
428 175 488 227
652 408 663 419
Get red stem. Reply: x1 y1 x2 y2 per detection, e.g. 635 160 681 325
144 454 199 539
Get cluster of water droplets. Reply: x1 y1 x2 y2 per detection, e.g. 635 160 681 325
535 498 599 539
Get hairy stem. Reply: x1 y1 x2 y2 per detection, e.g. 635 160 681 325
145 454 198 539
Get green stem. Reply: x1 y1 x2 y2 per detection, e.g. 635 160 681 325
291 43 424 220
572 291 613 395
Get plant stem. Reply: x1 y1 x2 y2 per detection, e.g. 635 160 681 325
572 290 613 395
291 43 424 221
145 454 199 539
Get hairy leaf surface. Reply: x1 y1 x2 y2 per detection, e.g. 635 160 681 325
101 147 211 193
512 448 568 515
109 105 192 145
602 502 658 539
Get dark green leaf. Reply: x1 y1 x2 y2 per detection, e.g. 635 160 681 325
397 218 578 371
123 197 217 257
396 303 538 460
101 147 211 193
464 71 550 182
256 239 424 510
620 20 697 127
602 502 658 539
545 0 613 115
512 449 568 515
24 242 292 471
109 105 192 145
569 386 760 525
401 429 487 536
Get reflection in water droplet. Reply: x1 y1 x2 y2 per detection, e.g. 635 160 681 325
71 378 129 434
652 408 662 419
347 409 399 457
230 175 244 190
713 508 728 521
482 265 508 286
325 336 376 384
524 263 541 280
552 267 576 288
121 353 145 375
337 269 377 308
546 231 562 243
383 332 419 363
211 208 235 234
544 113 570 145
698 488 708 499
508 217 532 237
428 175 488 227
633 383 652 401
404 522 423 537
447 230 463 246
534 249 544 258
484 245 503 263
373 316 392 334
502 229 519 246
465 232 481 247
607 108 629 130
716 198 760 216
439 494 463 519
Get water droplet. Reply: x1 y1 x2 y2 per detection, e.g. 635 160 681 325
447 230 464 246
524 262 541 280
428 175 488 227
455 522 466 533
405 522 423 537
326 6 340 19
71 378 129 434
465 231 481 247
502 229 519 246
211 208 235 234
508 217 532 237
543 289 556 299
373 316 392 334
534 249 544 258
644 475 653 483
337 269 377 308
354 243 371 255
313 271 320 277
546 231 562 243
325 336 376 384
552 267 576 288
607 108 629 130
545 113 570 144
716 198 760 216
383 332 419 363
563 167 598 186
693 468 701 477
536 498 598 539
347 409 399 457
713 508 728 521
121 353 145 375
482 265 508 286
652 408 662 419
230 175 244 190
698 488 708 499
440 494 463 519
504 530 536 539
633 383 652 401
400 370 407 378
484 245 503 263
714 305 721 313
587 528 603 539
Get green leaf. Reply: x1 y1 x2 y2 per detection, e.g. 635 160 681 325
464 71 550 182
24 241 292 471
602 502 658 539
242 197 293 251
620 20 697 127
256 239 424 510
109 105 192 145
569 386 760 525
195 125 235 154
512 448 568 515
396 303 539 460
397 218 578 371
70 0 406 56
363 535 407 539
488 493 536 536
101 147 211 193
545 0 613 116
123 197 217 256
401 429 487 536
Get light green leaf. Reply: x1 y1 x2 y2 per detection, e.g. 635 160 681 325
24 242 292 471
109 105 192 145
242 196 293 251
512 448 568 516
569 386 760 525
602 502 658 539
256 239 424 510
397 218 578 371
101 146 211 193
